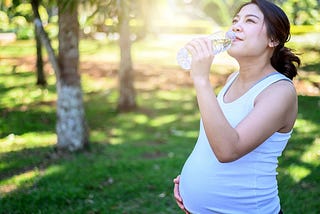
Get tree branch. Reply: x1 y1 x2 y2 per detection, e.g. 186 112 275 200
31 0 61 82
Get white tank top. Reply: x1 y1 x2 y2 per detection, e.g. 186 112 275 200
179 72 292 214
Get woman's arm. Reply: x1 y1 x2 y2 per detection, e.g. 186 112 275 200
193 77 297 162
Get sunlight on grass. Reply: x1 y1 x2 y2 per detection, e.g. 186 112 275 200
0 69 57 108
0 40 35 57
80 40 119 58
301 137 320 163
90 130 109 143
3 88 53 107
0 165 64 196
0 133 56 153
133 114 149 124
294 118 318 133
44 165 64 177
150 114 178 127
157 90 193 101
81 73 117 94
171 129 198 138
287 165 311 182
109 128 125 145
0 169 40 195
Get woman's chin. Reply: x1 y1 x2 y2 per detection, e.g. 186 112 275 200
227 48 237 58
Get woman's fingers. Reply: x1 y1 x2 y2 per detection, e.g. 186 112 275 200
173 176 182 202
173 175 186 210
186 37 213 58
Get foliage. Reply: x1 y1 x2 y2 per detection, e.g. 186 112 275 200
200 0 246 26
274 0 320 25
291 25 320 35
180 0 320 27
0 0 56 38
77 0 159 41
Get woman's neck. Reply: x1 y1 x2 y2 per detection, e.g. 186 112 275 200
237 58 275 84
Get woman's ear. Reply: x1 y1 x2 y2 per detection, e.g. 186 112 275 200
269 39 279 48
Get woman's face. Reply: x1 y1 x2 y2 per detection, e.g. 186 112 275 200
228 3 272 59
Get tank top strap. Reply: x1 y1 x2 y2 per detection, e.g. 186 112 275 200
246 72 292 100
218 71 239 98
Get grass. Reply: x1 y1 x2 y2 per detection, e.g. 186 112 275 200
0 34 320 213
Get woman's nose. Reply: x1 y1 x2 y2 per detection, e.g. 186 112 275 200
232 22 242 32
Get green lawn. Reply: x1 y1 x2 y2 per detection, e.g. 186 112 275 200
0 35 319 213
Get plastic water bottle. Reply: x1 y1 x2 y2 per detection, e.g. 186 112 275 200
176 30 236 70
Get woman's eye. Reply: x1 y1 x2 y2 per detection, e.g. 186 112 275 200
246 19 256 23
232 19 238 24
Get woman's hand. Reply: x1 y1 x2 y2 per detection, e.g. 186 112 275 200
185 37 214 80
173 175 190 214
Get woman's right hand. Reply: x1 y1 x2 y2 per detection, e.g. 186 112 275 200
185 37 214 80
173 175 190 214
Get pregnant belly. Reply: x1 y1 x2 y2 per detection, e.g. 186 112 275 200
178 153 256 213
179 157 220 212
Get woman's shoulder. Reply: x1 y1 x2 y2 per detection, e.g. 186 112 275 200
256 77 296 102
255 79 297 117
257 79 297 132
262 79 296 98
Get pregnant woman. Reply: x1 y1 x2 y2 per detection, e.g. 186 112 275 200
173 0 300 213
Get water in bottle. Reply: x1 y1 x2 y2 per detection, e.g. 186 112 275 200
176 30 236 70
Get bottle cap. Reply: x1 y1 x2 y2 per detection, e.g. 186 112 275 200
226 31 236 40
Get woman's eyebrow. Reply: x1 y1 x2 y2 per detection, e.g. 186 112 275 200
234 14 261 19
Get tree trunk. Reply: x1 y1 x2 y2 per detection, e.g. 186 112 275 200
56 1 89 151
32 12 60 79
117 0 136 112
35 23 47 86
31 0 47 86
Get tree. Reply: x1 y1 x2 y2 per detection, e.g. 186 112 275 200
199 0 320 26
80 0 157 111
117 0 136 111
32 0 89 151
1 0 47 85
35 24 46 86
1 0 89 151
31 0 47 86
274 0 320 25
55 0 89 151
199 0 246 26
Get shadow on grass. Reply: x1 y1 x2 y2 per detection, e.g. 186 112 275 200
0 146 55 181
0 108 56 138
0 69 58 138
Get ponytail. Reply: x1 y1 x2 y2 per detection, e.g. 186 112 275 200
271 45 301 80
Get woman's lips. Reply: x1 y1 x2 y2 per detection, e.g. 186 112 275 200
233 37 243 42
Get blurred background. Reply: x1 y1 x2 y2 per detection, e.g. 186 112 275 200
0 0 319 213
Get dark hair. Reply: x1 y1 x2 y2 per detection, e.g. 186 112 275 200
237 0 301 80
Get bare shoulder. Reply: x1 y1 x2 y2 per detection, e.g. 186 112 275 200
257 80 297 103
255 79 297 131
